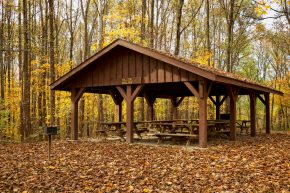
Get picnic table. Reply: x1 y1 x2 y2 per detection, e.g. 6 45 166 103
98 121 149 140
154 120 232 146
154 122 211 146
236 120 251 134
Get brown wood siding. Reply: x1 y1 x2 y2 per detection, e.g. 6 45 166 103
165 64 173 82
116 49 123 80
143 55 150 82
129 50 136 78
150 57 157 83
173 67 181 82
73 47 198 87
136 52 143 77
157 61 165 83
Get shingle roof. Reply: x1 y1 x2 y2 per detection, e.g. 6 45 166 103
50 38 283 95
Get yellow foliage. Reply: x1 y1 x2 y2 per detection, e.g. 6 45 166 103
191 50 212 65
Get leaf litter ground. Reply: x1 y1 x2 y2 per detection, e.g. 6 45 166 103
0 133 289 192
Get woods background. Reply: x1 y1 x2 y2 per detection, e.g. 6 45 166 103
0 0 289 141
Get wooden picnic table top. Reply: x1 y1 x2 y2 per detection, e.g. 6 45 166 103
100 122 126 126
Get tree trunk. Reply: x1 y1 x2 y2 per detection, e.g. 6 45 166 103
18 0 24 140
149 0 154 48
141 0 146 42
22 0 31 138
0 0 4 102
48 0 55 126
226 0 234 73
206 0 211 66
174 0 184 56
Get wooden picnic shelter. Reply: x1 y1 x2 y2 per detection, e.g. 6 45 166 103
50 39 283 147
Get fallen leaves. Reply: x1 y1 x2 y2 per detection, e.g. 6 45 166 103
0 133 289 192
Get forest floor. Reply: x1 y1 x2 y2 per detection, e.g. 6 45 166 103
0 133 289 193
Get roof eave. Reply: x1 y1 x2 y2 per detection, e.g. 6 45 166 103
50 39 122 90
216 75 283 95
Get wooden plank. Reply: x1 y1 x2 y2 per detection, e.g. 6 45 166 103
199 80 208 147
110 50 117 82
82 68 90 87
157 61 165 83
181 69 188 81
172 66 181 82
150 57 157 83
104 56 111 85
131 85 143 101
70 88 84 140
216 76 283 95
250 93 256 137
135 52 143 78
129 50 136 78
229 91 237 141
188 72 197 81
257 94 266 105
118 40 216 80
116 49 123 80
165 63 173 82
143 55 150 83
265 93 270 134
116 86 127 99
126 85 134 143
92 61 99 86
99 61 105 86
122 49 129 78
216 95 220 120
184 82 199 98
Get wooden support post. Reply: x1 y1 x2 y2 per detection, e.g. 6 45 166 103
184 81 210 148
117 85 143 143
216 95 220 120
199 80 208 147
250 93 257 137
170 97 184 120
126 85 134 143
265 93 270 134
227 86 238 141
110 91 123 122
116 104 122 122
71 88 85 140
144 93 156 121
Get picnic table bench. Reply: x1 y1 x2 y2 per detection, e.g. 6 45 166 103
155 133 198 146
236 120 251 134
98 121 149 140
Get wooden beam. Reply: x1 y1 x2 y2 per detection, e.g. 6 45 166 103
265 93 270 134
184 82 199 98
116 86 127 100
130 85 143 101
216 95 220 120
71 100 78 140
257 94 266 105
207 81 212 95
184 80 209 147
176 96 185 106
209 96 217 105
72 88 85 103
198 80 208 147
250 93 257 137
109 90 123 105
116 103 122 122
216 75 283 95
219 95 227 106
144 93 156 106
70 88 85 140
126 85 134 143
227 86 239 141
144 93 156 121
